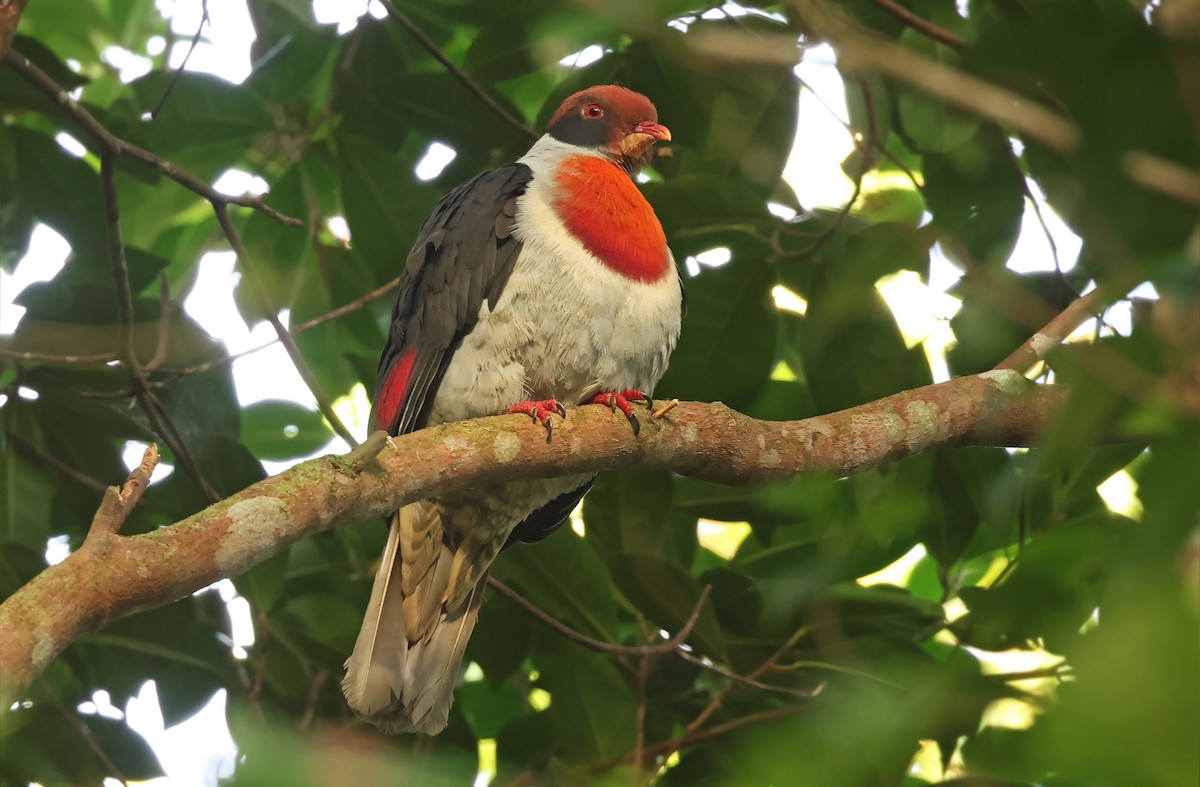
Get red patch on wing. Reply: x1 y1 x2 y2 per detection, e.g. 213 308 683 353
374 348 417 432
554 155 669 282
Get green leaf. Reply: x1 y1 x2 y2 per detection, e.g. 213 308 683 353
241 400 334 461
656 256 776 408
896 28 981 153
923 125 1025 267
799 274 931 412
336 134 440 276
533 637 636 763
0 409 55 550
583 469 694 567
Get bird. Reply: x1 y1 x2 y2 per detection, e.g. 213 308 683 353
341 85 685 735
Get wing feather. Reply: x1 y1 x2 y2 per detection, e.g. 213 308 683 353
370 163 536 436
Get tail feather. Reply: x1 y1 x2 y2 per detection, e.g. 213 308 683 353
341 508 406 715
341 501 487 735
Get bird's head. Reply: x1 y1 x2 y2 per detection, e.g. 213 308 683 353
545 85 671 174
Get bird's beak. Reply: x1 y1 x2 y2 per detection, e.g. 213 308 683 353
634 120 672 142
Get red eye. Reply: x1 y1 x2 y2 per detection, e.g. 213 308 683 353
583 103 603 119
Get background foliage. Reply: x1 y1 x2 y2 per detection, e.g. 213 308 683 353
1 0 1198 785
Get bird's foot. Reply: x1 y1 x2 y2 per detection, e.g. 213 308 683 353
589 389 653 437
506 399 567 443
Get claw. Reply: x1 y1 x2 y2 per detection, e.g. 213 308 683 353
506 399 567 443
587 389 651 437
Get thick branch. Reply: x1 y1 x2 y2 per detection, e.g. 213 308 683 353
0 372 1063 707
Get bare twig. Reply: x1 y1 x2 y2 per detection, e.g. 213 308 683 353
38 678 129 785
650 626 818 778
789 0 1080 152
595 705 807 774
149 0 209 119
487 577 711 656
803 77 876 255
101 153 219 503
213 204 359 448
374 0 536 140
994 288 1109 374
1123 151 1200 207
869 0 966 48
101 154 137 369
168 274 401 376
650 398 679 419
0 346 119 365
145 274 172 372
674 650 820 700
1 274 400 375
2 49 301 227
6 431 109 493
86 443 159 542
795 74 926 199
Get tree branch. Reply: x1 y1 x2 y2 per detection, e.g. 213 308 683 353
374 0 537 141
869 0 966 49
0 0 29 60
86 443 159 543
0 372 1064 707
213 205 359 448
3 49 301 227
789 0 1079 151
487 577 710 657
995 288 1109 374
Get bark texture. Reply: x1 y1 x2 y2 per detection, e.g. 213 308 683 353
0 371 1065 707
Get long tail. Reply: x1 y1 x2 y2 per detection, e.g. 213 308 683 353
342 501 485 735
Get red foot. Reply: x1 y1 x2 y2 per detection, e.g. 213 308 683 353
506 399 567 442
589 389 653 436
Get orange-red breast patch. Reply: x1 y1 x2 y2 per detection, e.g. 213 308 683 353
553 155 669 282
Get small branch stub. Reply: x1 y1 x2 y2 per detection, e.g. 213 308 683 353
86 443 159 542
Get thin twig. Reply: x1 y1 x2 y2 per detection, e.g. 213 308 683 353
796 74 926 198
595 706 806 774
100 154 219 503
149 0 209 119
38 678 129 785
2 274 400 375
298 668 329 731
802 76 875 256
1123 150 1200 207
374 0 536 140
487 577 711 656
0 347 119 365
145 274 172 372
791 0 1080 152
3 49 301 227
674 649 820 700
214 204 359 448
101 154 137 369
649 626 819 779
6 431 109 493
167 275 401 376
869 0 966 48
651 398 679 419
994 288 1108 374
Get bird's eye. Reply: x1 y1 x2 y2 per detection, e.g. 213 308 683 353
583 103 604 119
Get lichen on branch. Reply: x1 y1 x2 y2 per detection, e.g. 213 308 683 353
0 371 1064 708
